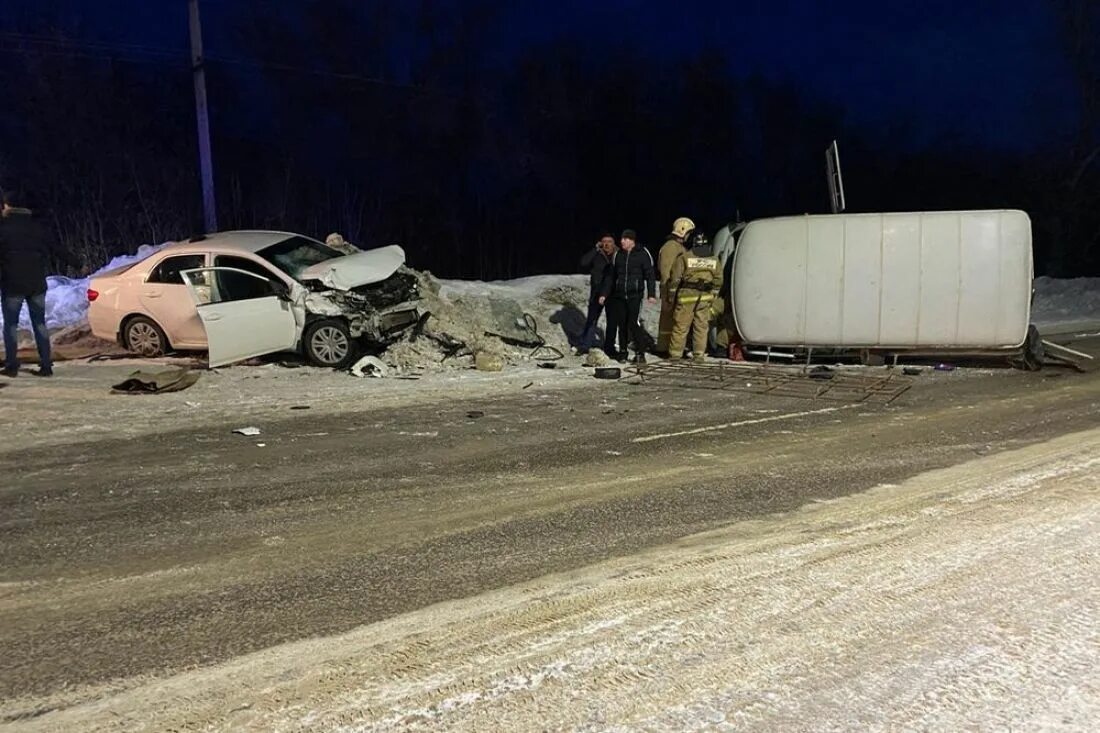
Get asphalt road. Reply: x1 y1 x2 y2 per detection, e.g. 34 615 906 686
2 351 1099 711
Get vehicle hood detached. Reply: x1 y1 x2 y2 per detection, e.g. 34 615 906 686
300 245 406 291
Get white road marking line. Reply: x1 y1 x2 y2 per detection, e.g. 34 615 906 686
632 405 858 444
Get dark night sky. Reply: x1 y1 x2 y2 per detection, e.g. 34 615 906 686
3 0 1094 278
514 0 1078 151
2 0 1079 152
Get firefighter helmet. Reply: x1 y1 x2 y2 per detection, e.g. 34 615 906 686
671 217 696 240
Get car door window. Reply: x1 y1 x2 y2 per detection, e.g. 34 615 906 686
214 255 280 282
212 269 278 303
148 254 206 284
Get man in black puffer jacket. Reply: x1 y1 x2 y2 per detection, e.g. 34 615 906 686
0 190 55 377
577 232 616 353
599 229 656 363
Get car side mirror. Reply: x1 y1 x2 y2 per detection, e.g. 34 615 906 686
271 280 291 301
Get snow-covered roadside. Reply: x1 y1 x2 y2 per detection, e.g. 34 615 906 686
0 359 604 453
1029 274 1100 330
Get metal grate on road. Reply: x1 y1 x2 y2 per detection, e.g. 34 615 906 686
625 361 914 404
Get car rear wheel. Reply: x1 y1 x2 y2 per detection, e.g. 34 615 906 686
303 318 358 369
123 316 169 357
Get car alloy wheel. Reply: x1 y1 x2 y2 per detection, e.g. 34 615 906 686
126 319 165 357
310 324 350 366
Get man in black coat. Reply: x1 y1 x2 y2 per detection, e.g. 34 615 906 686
0 190 55 376
599 229 656 363
577 231 616 353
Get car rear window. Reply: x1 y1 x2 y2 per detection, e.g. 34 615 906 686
257 236 342 281
147 254 206 285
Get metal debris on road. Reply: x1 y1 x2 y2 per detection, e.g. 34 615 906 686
111 367 201 394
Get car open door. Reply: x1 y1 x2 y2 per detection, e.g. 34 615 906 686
181 267 300 367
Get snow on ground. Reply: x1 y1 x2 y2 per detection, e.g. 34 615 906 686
9 427 1099 731
1032 275 1100 327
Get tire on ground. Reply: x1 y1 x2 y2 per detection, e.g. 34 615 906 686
1019 323 1044 372
303 318 359 369
122 315 170 357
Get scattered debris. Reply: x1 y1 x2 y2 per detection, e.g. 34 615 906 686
594 367 622 380
397 431 439 437
112 367 200 394
378 272 586 374
522 382 535 389
350 355 390 378
466 410 485 419
584 349 612 368
256 443 267 448
537 362 557 369
290 405 311 411
808 366 835 380
234 427 262 437
475 352 505 372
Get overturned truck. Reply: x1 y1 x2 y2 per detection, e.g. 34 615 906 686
715 209 1050 369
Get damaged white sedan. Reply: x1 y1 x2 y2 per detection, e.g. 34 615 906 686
87 230 420 368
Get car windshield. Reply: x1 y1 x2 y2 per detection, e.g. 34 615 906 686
257 236 343 281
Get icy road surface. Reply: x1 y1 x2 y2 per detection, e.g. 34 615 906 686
6 428 1099 731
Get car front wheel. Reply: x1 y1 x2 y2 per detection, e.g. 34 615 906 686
122 316 169 357
303 318 358 369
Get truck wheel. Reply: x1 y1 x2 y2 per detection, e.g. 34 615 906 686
303 318 358 369
122 316 169 357
1019 324 1044 371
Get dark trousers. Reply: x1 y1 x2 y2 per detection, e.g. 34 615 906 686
604 295 647 357
579 292 604 349
2 292 52 373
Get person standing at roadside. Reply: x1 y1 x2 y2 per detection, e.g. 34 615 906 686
656 216 695 356
0 189 54 377
577 232 616 353
599 229 656 363
668 231 723 362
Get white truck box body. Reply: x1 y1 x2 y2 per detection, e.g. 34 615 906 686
731 210 1033 349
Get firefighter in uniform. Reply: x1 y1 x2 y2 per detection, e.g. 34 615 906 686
668 231 723 362
656 216 696 355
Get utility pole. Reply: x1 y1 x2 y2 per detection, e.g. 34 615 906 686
188 0 217 232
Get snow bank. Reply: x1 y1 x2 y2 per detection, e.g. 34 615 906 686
16 243 169 330
439 274 589 301
1031 276 1100 327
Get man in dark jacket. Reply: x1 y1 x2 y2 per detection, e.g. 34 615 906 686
599 229 656 363
0 190 54 376
577 232 616 353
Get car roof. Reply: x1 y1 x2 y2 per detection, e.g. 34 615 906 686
158 230 320 257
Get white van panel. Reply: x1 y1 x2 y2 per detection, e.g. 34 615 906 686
732 210 1033 349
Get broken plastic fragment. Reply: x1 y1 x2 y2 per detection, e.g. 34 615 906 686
350 355 390 378
234 427 262 436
